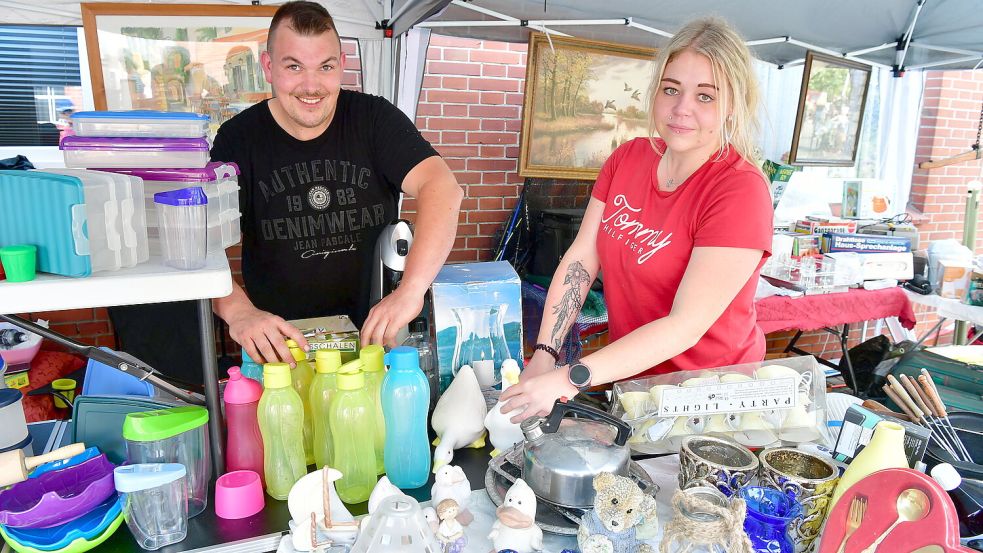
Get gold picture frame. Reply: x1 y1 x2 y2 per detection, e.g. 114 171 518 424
788 51 872 167
81 3 278 136
518 33 657 180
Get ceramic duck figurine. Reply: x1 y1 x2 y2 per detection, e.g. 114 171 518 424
488 478 543 553
432 464 474 525
432 364 487 471
484 359 524 457
360 475 402 531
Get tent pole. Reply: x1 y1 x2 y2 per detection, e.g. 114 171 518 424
895 0 927 75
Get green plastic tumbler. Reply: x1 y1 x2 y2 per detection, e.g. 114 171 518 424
0 245 37 282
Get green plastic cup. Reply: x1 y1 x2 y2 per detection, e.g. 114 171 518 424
0 244 37 282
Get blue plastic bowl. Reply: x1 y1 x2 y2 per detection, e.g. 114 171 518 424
80 354 153 398
29 447 101 479
3 494 123 550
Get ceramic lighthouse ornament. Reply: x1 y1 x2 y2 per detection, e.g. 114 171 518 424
431 364 487 472
488 478 543 553
484 359 524 456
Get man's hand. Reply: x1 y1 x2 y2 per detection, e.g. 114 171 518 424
498 366 577 423
226 305 308 366
361 285 425 347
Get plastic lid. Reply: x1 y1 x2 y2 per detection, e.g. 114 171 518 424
153 186 207 206
263 362 292 389
286 340 308 362
315 349 342 373
113 463 186 493
0 388 23 408
0 244 37 257
224 367 263 404
337 368 365 391
360 344 385 372
0 435 31 455
96 162 240 183
931 462 962 491
60 136 210 151
72 110 209 121
384 346 420 371
122 405 209 442
241 348 257 365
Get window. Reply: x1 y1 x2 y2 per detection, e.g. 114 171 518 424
0 25 82 147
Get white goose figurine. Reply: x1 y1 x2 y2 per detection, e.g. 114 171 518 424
484 359 524 456
431 364 487 472
488 478 543 552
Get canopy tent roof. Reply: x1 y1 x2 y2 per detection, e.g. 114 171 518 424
422 0 983 72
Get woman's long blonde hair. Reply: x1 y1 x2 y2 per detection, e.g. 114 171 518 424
646 17 760 163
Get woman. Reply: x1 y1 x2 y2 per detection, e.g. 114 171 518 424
501 17 773 421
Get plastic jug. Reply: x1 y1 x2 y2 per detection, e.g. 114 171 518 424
258 362 307 500
311 349 341 469
330 360 377 504
360 345 387 475
239 348 263 384
224 367 264 486
287 340 315 466
381 346 431 489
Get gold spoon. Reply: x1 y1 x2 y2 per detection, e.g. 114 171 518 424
860 488 931 553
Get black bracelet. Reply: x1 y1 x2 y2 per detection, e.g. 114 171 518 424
534 343 560 361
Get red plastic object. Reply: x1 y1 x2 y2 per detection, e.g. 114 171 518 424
817 468 976 553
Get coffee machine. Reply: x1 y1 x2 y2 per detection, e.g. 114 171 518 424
370 219 414 306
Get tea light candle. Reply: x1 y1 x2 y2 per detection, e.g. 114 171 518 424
472 359 495 387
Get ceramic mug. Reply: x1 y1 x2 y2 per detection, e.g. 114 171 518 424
759 447 839 553
678 435 759 497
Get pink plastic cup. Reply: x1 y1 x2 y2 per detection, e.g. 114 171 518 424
214 470 264 520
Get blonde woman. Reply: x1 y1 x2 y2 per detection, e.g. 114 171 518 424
501 17 773 421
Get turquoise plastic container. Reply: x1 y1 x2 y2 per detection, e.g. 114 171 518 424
381 346 431 488
239 349 264 384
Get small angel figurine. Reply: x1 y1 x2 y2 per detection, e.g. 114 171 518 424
435 498 468 553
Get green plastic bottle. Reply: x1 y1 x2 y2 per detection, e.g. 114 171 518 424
287 340 315 466
330 360 377 504
257 363 307 500
360 345 387 475
311 349 341 469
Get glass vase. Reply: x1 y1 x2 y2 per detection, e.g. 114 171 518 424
739 486 801 553
450 303 511 387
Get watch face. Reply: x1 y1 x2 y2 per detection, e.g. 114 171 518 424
570 363 591 387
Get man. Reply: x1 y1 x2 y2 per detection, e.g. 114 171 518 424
210 1 462 365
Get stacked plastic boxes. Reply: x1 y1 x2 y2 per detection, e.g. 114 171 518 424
63 110 241 256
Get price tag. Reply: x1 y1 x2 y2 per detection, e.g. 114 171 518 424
658 377 798 417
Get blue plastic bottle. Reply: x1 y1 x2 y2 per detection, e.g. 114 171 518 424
239 348 264 384
380 346 431 488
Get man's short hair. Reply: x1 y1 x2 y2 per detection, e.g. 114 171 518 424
268 1 339 52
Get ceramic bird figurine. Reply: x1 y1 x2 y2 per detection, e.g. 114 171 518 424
432 364 487 471
422 506 439 533
488 478 543 553
360 475 403 531
432 464 474 525
484 359 524 456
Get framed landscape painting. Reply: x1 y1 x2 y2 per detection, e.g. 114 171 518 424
788 51 872 166
519 33 658 180
81 3 277 137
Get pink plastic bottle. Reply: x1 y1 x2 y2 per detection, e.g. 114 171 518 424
224 367 265 486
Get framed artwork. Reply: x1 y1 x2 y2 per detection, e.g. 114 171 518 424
788 51 872 166
519 33 657 180
81 3 278 137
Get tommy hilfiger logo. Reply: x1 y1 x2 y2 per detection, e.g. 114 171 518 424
601 194 672 264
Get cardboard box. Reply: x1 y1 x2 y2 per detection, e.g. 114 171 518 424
842 179 893 219
821 232 911 254
826 251 914 282
833 404 930 468
286 315 360 363
861 222 920 251
762 160 799 209
966 269 983 306
794 219 858 235
938 260 973 299
430 261 523 392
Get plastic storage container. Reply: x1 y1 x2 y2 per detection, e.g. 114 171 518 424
72 110 209 138
113 463 188 551
0 388 29 451
122 406 211 517
154 187 207 270
61 136 210 169
102 163 241 252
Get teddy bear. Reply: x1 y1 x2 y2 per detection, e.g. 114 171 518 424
577 472 658 553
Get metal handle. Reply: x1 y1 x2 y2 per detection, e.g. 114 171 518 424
542 398 632 446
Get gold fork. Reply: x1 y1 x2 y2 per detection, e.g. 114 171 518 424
836 495 868 553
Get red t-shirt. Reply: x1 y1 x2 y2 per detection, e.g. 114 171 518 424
592 138 773 377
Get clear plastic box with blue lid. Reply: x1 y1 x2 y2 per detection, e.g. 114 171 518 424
71 110 209 138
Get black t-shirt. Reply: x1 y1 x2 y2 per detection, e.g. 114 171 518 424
211 89 438 325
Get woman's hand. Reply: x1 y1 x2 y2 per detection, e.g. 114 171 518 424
498 365 578 423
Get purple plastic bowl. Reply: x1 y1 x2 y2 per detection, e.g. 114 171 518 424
0 453 116 529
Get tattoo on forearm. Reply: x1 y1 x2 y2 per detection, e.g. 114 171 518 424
550 261 591 351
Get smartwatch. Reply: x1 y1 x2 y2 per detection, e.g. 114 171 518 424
567 361 593 391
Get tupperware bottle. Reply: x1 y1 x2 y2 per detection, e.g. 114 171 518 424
311 349 341 469
329 360 377 504
287 339 315 466
239 348 264 384
360 344 387 475
381 346 431 489
257 362 307 500
224 367 264 486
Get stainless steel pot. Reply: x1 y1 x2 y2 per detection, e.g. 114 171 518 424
520 400 632 508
